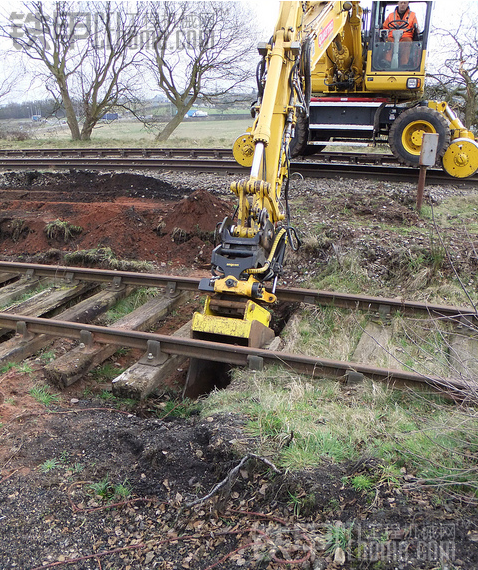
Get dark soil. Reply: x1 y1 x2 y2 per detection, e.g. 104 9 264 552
1 169 478 569
2 383 475 570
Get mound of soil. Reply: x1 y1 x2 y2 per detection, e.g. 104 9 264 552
0 171 188 201
0 172 232 269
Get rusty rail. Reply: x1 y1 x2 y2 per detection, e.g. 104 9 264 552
0 311 472 397
0 261 476 325
0 151 471 184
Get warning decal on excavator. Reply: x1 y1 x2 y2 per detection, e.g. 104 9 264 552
318 19 334 46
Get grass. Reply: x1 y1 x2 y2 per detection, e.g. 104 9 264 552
88 476 132 503
91 364 125 382
309 252 372 294
1 362 34 374
39 350 56 363
1 117 253 148
350 474 374 492
39 458 59 473
422 195 478 231
202 370 478 496
29 385 60 407
390 316 452 376
283 305 366 361
0 362 17 374
64 246 155 272
325 522 354 554
154 398 201 420
105 288 158 323
45 219 82 242
0 282 52 310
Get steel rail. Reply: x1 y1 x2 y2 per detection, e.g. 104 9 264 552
0 147 235 159
0 261 476 325
0 146 393 162
0 260 200 293
0 311 471 396
1 144 476 182
0 155 472 184
0 146 400 167
0 157 241 171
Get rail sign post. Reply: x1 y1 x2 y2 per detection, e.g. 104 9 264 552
417 133 439 212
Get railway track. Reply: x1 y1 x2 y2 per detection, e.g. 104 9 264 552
0 147 475 185
0 260 476 399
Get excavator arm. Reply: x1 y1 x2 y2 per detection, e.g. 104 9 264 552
199 1 359 299
187 2 360 391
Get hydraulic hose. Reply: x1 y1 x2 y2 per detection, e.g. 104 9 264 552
246 228 287 275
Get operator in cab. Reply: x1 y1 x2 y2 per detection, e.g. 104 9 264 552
383 1 418 66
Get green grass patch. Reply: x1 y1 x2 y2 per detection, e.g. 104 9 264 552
203 370 478 496
0 362 17 374
283 305 366 362
29 385 60 407
88 476 132 503
105 288 158 323
64 247 155 272
2 117 252 148
350 474 374 492
1 362 34 374
0 282 52 310
154 398 202 420
310 252 372 294
91 364 125 383
39 458 59 473
45 219 82 242
39 350 56 364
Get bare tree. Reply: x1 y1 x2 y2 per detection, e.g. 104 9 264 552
0 1 146 140
428 5 478 131
142 1 257 141
0 67 20 103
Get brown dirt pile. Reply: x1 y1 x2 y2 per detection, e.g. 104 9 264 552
0 176 232 269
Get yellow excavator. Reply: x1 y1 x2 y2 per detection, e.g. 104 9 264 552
186 1 478 388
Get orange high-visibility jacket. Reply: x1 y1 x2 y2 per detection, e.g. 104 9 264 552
383 7 418 40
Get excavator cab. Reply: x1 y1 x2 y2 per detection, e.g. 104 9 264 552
365 1 432 94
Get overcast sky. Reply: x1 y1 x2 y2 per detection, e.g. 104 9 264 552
0 0 474 105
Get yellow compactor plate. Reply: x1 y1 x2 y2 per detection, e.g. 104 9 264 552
442 138 478 178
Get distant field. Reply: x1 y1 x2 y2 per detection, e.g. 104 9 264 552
0 117 253 149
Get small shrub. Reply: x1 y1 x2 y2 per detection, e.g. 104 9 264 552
0 129 31 141
325 522 354 554
11 219 27 242
88 476 131 502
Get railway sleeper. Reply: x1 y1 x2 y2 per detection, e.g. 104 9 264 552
112 321 191 400
0 280 97 340
44 291 190 388
0 285 130 366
